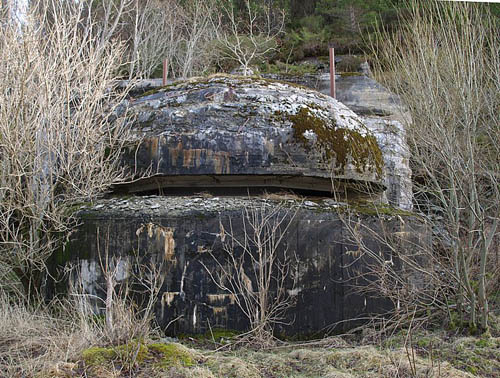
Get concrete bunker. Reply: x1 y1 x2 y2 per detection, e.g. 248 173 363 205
60 75 425 337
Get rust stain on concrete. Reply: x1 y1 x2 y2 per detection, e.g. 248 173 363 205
169 141 183 166
207 293 236 305
150 138 159 160
178 148 230 173
136 223 176 262
162 291 179 307
197 245 209 253
162 228 176 261
211 306 227 315
160 291 180 319
264 139 274 155
209 151 230 174
183 148 203 168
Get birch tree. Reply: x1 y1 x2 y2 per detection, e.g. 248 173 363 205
214 0 285 75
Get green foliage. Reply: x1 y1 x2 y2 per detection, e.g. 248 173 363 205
287 28 330 59
259 61 318 75
336 55 366 72
283 0 405 56
297 14 325 34
212 0 406 63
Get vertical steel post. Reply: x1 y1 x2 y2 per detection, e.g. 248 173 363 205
329 47 336 99
162 58 168 86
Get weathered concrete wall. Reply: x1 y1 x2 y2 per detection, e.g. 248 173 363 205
261 72 407 120
122 74 413 210
60 196 427 337
261 73 413 210
119 75 385 196
363 118 412 211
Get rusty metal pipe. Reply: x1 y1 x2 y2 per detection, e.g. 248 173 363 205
163 58 168 86
329 47 336 99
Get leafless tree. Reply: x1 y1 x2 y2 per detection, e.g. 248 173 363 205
87 0 217 79
89 0 134 51
0 0 27 26
336 206 448 334
214 0 285 75
203 201 301 346
365 0 499 333
127 0 178 79
177 0 219 78
68 226 165 345
0 0 135 300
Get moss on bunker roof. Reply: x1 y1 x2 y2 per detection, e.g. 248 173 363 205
288 107 383 177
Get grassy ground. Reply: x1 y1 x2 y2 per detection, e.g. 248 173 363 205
40 332 499 377
76 331 499 378
15 330 500 377
1 296 498 377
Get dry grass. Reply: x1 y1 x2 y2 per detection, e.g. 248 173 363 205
0 286 159 377
1 297 496 378
326 346 470 378
0 295 94 376
196 341 477 378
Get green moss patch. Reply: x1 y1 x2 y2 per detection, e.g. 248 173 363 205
148 343 195 369
82 340 150 366
82 341 197 372
338 71 363 77
136 82 180 97
287 107 383 176
114 340 150 363
82 346 116 366
137 87 165 98
202 328 239 342
179 328 240 349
